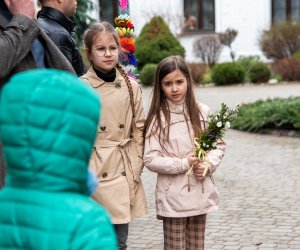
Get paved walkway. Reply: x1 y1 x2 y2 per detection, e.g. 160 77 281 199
127 83 300 249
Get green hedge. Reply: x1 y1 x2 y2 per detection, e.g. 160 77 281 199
232 97 300 132
211 62 245 85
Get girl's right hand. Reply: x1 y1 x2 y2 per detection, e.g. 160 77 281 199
187 154 199 167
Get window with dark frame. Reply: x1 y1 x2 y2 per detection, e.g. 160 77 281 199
183 0 215 33
99 0 119 25
272 0 300 24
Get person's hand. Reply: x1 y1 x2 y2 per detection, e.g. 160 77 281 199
187 154 199 168
192 163 208 181
4 0 35 18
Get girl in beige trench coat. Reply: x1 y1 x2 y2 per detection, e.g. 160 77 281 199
80 22 147 250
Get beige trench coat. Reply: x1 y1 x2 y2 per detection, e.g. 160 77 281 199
80 67 147 224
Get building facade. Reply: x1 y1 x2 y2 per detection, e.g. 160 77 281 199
91 0 300 62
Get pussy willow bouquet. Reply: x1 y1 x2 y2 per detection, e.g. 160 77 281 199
186 103 239 176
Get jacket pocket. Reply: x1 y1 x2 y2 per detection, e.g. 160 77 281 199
166 175 200 212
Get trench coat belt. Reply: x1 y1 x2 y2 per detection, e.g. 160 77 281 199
94 138 136 206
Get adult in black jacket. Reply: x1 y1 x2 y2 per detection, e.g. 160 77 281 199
37 0 85 76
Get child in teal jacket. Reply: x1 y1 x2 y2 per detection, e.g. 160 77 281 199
0 69 117 250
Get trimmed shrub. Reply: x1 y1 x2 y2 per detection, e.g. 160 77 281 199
259 21 300 61
135 16 185 70
232 97 300 132
139 63 157 86
248 62 271 83
236 55 260 82
273 58 300 81
211 63 245 85
186 63 206 84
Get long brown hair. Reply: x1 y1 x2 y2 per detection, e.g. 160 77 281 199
143 55 204 145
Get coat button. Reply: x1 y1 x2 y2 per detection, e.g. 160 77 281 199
119 124 124 129
122 171 126 176
102 172 107 178
100 126 106 131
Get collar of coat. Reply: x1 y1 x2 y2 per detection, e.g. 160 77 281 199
37 6 75 34
82 66 123 88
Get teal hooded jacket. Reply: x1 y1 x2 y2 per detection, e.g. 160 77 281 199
0 70 117 249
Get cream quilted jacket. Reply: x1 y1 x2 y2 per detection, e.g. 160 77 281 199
144 101 225 218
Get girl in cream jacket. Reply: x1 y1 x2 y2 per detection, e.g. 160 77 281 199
143 55 225 250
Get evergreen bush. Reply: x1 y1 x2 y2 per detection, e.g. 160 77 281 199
211 63 245 85
135 16 185 69
232 97 300 132
139 64 157 86
248 62 271 83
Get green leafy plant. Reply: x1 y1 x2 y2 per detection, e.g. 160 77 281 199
248 62 271 83
232 97 300 132
135 16 185 70
211 63 245 85
139 63 157 86
236 55 260 82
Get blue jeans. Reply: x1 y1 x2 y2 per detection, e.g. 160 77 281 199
114 223 129 250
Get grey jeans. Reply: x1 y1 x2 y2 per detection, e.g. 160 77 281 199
114 223 129 250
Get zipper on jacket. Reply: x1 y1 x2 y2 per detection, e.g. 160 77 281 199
201 180 204 193
188 175 190 192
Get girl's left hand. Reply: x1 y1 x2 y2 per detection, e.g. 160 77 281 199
192 164 207 180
